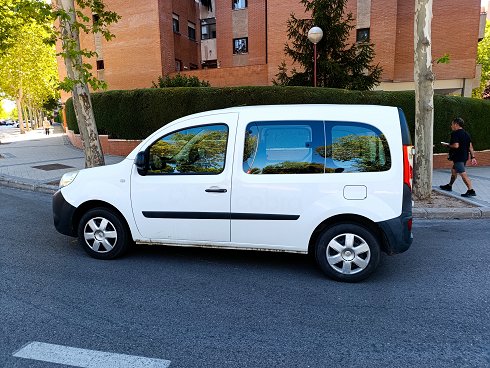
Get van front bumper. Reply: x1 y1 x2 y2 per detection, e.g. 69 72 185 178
53 190 77 237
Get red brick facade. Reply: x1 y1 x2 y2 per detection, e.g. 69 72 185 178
57 0 200 99
56 0 482 94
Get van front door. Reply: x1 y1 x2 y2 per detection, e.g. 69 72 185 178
130 114 237 243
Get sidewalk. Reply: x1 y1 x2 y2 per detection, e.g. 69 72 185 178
0 125 123 193
1 125 489 219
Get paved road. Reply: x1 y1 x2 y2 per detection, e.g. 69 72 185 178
1 186 489 368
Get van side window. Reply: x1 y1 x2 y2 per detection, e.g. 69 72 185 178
325 122 391 173
148 124 228 175
243 121 325 174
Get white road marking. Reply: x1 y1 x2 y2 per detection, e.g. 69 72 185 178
13 341 171 367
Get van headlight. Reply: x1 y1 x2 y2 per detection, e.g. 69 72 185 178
59 171 79 188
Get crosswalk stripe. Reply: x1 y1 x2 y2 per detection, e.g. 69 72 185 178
13 341 171 368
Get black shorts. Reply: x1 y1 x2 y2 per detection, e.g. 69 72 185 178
453 162 466 174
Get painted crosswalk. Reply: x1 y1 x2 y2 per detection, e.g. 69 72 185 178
13 342 171 367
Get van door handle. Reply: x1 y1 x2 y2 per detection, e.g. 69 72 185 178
205 187 227 193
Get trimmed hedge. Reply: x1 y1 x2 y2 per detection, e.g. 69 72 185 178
65 86 490 153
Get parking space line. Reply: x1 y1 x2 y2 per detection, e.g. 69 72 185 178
13 341 171 367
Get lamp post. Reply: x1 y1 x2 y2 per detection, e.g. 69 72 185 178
308 26 323 87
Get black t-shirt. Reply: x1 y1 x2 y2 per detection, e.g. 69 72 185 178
449 129 471 162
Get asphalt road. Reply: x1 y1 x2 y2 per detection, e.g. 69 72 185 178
1 186 489 368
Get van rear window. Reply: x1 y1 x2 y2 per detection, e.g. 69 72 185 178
326 122 391 173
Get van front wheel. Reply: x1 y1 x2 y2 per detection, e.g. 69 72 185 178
315 224 380 282
78 208 130 260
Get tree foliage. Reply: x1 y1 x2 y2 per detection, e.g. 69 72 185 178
55 0 120 92
0 21 59 123
0 0 53 57
0 102 7 119
275 0 382 90
473 20 490 99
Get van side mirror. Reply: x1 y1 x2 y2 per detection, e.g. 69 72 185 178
135 151 147 175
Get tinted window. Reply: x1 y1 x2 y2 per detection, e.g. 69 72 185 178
243 121 325 174
148 124 228 175
324 122 391 173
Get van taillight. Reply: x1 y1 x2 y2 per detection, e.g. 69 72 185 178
403 145 414 190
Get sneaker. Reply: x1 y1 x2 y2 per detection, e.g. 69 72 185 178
461 189 476 197
439 184 452 191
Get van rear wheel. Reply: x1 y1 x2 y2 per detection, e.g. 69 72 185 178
315 224 380 282
78 208 130 260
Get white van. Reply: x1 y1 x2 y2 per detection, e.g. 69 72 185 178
53 105 413 282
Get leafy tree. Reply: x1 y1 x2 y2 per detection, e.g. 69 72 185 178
55 0 121 167
483 83 490 99
0 103 7 120
1 0 120 167
275 0 382 90
473 20 490 99
0 22 58 133
152 74 211 88
0 0 53 56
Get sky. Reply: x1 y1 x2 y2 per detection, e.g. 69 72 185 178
2 99 15 114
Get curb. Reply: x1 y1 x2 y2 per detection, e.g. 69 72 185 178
412 207 490 219
0 177 57 195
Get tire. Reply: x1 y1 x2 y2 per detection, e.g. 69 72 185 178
315 223 381 282
77 208 131 260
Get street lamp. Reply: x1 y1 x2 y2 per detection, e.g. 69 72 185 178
308 26 323 87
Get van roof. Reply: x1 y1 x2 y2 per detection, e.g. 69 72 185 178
184 104 398 119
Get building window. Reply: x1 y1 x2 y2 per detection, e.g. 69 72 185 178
202 60 218 69
96 60 105 70
189 63 198 70
92 13 100 24
356 28 370 43
175 59 182 72
188 22 196 41
233 37 248 54
201 18 216 40
232 0 247 10
172 13 180 33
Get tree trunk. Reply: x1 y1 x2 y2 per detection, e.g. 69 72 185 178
413 0 434 200
16 88 25 134
27 104 34 130
23 105 30 131
34 108 40 128
56 0 105 168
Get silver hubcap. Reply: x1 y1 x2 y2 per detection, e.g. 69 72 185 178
83 217 117 253
326 233 371 275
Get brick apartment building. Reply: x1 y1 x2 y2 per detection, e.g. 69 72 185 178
57 0 486 100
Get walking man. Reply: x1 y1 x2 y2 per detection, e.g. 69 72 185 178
43 117 51 135
440 117 478 197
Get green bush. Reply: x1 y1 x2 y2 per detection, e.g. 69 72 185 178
65 87 490 152
152 73 210 87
